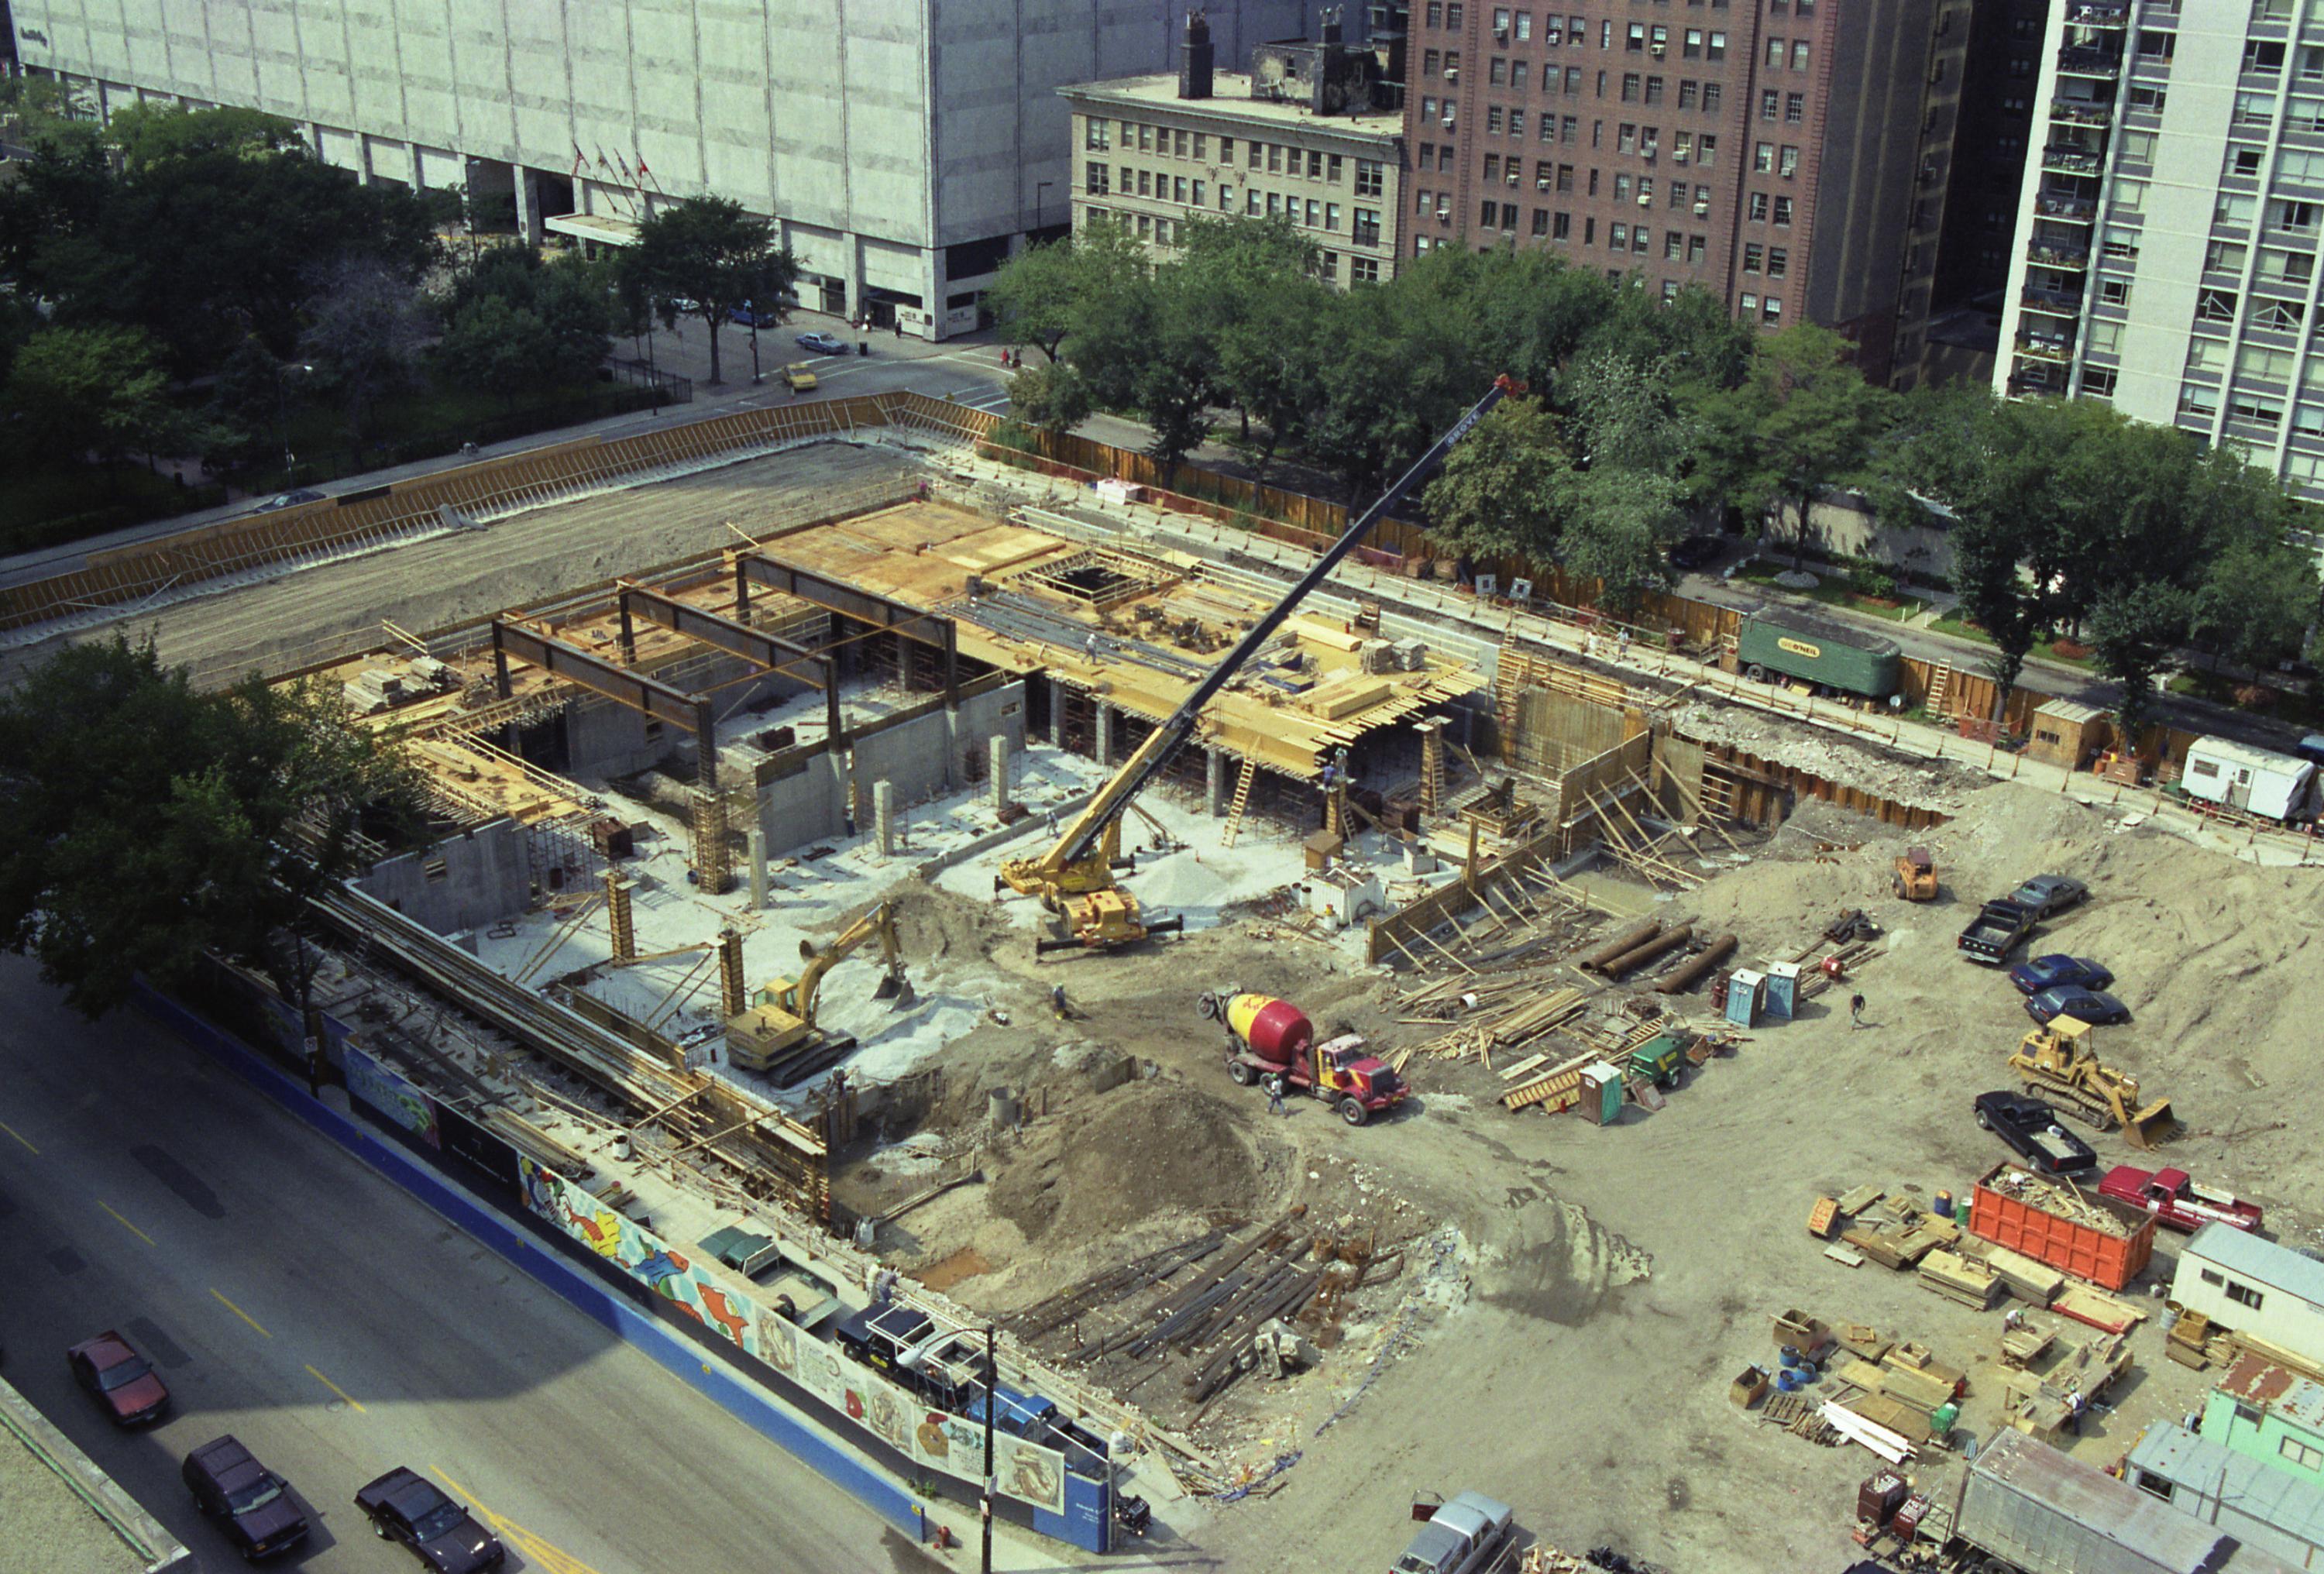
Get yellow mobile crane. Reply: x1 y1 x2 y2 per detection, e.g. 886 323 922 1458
726 899 913 1074
999 376 1522 954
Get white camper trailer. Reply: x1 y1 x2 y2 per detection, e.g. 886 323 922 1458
2181 737 2322 824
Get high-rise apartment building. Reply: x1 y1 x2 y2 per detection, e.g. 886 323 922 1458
6 0 1305 340
1995 0 2324 503
1401 0 1976 384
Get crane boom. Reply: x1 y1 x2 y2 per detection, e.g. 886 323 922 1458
1040 375 1518 873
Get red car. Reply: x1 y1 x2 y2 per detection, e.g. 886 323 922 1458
67 1331 169 1426
2098 1165 2264 1234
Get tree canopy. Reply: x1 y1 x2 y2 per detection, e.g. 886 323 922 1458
617 198 799 385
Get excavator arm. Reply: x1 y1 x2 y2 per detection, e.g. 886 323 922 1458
779 899 908 1024
1008 374 1522 897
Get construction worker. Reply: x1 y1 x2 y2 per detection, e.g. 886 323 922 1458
1849 991 1868 1029
2065 1389 2086 1435
1051 983 1069 1019
1267 1081 1287 1117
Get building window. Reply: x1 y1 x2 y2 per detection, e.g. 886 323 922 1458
2083 367 2117 397
2198 289 2241 323
1755 142 1775 173
1772 194 1793 225
1766 36 1786 68
1707 31 1726 62
2226 1282 2264 1309
1137 169 1151 196
1220 137 1234 163
1743 243 1763 273
1356 160 1385 197
1665 229 1683 259
1687 234 1705 263
1684 28 1702 58
1793 40 1809 70
1327 201 1342 230
1533 207 1552 236
1352 256 1380 284
1748 191 1769 222
1193 134 1206 160
1138 122 1153 151
1511 110 1527 137
1086 165 1109 194
1762 297 1782 325
1553 211 1572 240
2259 299 2307 331
1786 93 1805 124
1779 145 1800 177
1191 179 1205 206
1355 208 1382 246
2136 1473 2176 1503
1612 222 1630 250
1740 291 1758 316
1703 84 1722 115
2100 277 2131 307
1219 184 1234 211
1767 246 1787 279
2283 1438 2324 1472
1085 120 1111 151
1762 89 1780 121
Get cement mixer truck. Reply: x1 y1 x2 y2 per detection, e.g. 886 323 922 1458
1198 988 1409 1127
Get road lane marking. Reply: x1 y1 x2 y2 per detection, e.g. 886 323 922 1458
97 1200 154 1245
304 1364 366 1412
436 1469 607 1574
0 1120 37 1155
210 1288 271 1338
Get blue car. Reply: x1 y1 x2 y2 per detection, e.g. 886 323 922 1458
2025 986 2130 1026
2007 954 2114 996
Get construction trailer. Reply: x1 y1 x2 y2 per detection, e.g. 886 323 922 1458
2172 1224 2324 1373
2126 1424 2324 1571
2180 737 2323 824
1953 1428 2302 1574
1734 610 1903 701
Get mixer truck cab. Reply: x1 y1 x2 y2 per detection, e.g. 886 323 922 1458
1199 988 1409 1126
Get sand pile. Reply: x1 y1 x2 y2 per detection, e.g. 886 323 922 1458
986 1079 1272 1242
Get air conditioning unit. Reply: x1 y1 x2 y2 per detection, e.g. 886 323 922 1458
1639 192 1653 206
1445 66 1459 81
1538 177 1552 190
1673 149 1690 163
1475 572 1499 598
1650 43 1666 57
1694 198 1711 215
1508 577 1535 604
1644 147 1658 162
1494 28 1509 43
1442 114 1457 127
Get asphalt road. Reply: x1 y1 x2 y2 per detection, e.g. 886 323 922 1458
0 955 909 1574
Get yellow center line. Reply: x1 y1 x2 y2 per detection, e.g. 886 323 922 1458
304 1364 366 1413
434 1469 606 1574
210 1288 271 1339
0 1119 38 1155
97 1200 153 1245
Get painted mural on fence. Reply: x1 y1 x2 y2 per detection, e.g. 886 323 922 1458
344 1043 441 1149
516 1157 1065 1513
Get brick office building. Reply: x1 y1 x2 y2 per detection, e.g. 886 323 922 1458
1403 0 1982 383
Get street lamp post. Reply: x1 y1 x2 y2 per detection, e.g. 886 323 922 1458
1035 180 1054 234
276 362 314 490
746 300 762 385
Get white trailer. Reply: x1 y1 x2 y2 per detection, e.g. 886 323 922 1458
2171 1222 2324 1373
2181 736 2322 824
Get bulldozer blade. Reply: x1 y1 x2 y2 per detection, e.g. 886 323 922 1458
2125 1098 2178 1150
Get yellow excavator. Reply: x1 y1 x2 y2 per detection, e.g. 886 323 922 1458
999 375 1523 955
725 899 913 1078
2009 1016 2177 1149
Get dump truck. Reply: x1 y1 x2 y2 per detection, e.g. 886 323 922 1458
1946 1428 2302 1574
1890 846 1937 902
1958 898 2037 964
1198 988 1408 1126
1392 1491 1515 1574
1968 1160 2157 1291
1735 610 1903 701
2010 1016 2176 1147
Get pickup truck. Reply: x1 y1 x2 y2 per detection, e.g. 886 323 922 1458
1394 1492 1514 1574
1958 899 2037 964
2099 1165 2264 1233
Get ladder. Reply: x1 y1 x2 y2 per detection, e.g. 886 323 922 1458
1221 758 1258 847
1418 719 1447 815
1925 662 1954 719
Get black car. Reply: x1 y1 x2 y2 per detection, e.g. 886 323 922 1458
1974 1091 2098 1174
2024 985 2131 1026
355 1468 504 1573
184 1435 309 1560
1666 534 1724 571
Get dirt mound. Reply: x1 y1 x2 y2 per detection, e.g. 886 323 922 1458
987 1080 1270 1242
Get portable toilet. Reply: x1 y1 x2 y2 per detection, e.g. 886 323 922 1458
1727 969 1765 1028
1764 961 1801 1020
1579 1062 1626 1126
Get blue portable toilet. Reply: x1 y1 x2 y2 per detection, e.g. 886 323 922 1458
1727 969 1765 1028
1764 961 1801 1020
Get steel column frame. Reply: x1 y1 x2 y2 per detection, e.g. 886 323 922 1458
735 553 957 702
616 584 844 743
491 620 719 789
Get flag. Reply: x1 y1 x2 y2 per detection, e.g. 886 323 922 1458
571 143 586 177
635 151 651 179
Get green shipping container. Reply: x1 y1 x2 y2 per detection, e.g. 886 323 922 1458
1737 610 1903 699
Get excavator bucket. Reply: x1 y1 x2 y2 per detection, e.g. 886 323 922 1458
2124 1096 2178 1150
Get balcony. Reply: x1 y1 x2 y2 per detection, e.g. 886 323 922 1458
2058 47 2123 79
2020 286 2085 316
2065 1 2130 25
2037 193 2097 222
2027 239 2092 270
2040 146 2105 176
2051 101 2113 129
2015 335 2075 363
2008 366 2061 397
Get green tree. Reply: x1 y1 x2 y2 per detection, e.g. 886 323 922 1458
618 197 798 385
1129 269 1215 484
985 223 1153 366
0 77 101 156
2089 580 2192 745
435 248 611 400
435 294 562 407
2192 531 2320 675
1005 359 1092 437
1564 468 1680 613
106 103 305 169
1177 218 1333 480
1698 325 1893 565
298 257 431 444
0 638 425 1021
1420 399 1572 559
1 324 185 471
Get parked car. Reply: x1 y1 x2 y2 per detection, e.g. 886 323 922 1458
2024 985 2130 1026
355 1468 504 1572
782 363 818 392
731 302 782 328
1974 1091 2099 1174
2007 954 2114 996
2099 1165 2264 1234
67 1331 168 1426
183 1435 310 1559
795 330 848 356
2009 874 2089 918
253 489 325 513
1666 534 1724 571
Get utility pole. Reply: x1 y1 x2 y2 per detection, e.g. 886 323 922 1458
982 1324 997 1574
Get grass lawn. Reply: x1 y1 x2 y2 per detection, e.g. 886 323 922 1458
1737 564 1930 624
1927 612 2099 669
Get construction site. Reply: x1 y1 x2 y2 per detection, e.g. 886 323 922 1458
19 390 2324 1572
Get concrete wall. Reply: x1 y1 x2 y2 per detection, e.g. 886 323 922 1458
1770 493 1957 583
359 819 532 934
755 680 1027 854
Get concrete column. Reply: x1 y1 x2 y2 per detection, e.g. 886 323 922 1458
874 779 896 857
990 735 1011 813
1207 750 1227 816
747 827 768 909
1095 705 1116 768
514 166 545 247
1049 679 1067 747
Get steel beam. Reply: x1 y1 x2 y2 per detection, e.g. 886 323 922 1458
617 584 844 742
736 552 958 701
492 620 720 788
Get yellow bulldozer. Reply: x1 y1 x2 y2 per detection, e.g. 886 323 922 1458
725 899 912 1080
2009 1017 2177 1149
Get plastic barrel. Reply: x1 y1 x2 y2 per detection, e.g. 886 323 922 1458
1778 1346 1803 1369
1776 1369 1806 1394
1956 1198 1972 1225
1934 1189 1954 1217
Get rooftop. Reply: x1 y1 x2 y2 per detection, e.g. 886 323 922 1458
2128 1424 2324 1564
1059 72 1405 139
2187 1219 2324 1308
2221 1353 2324 1432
